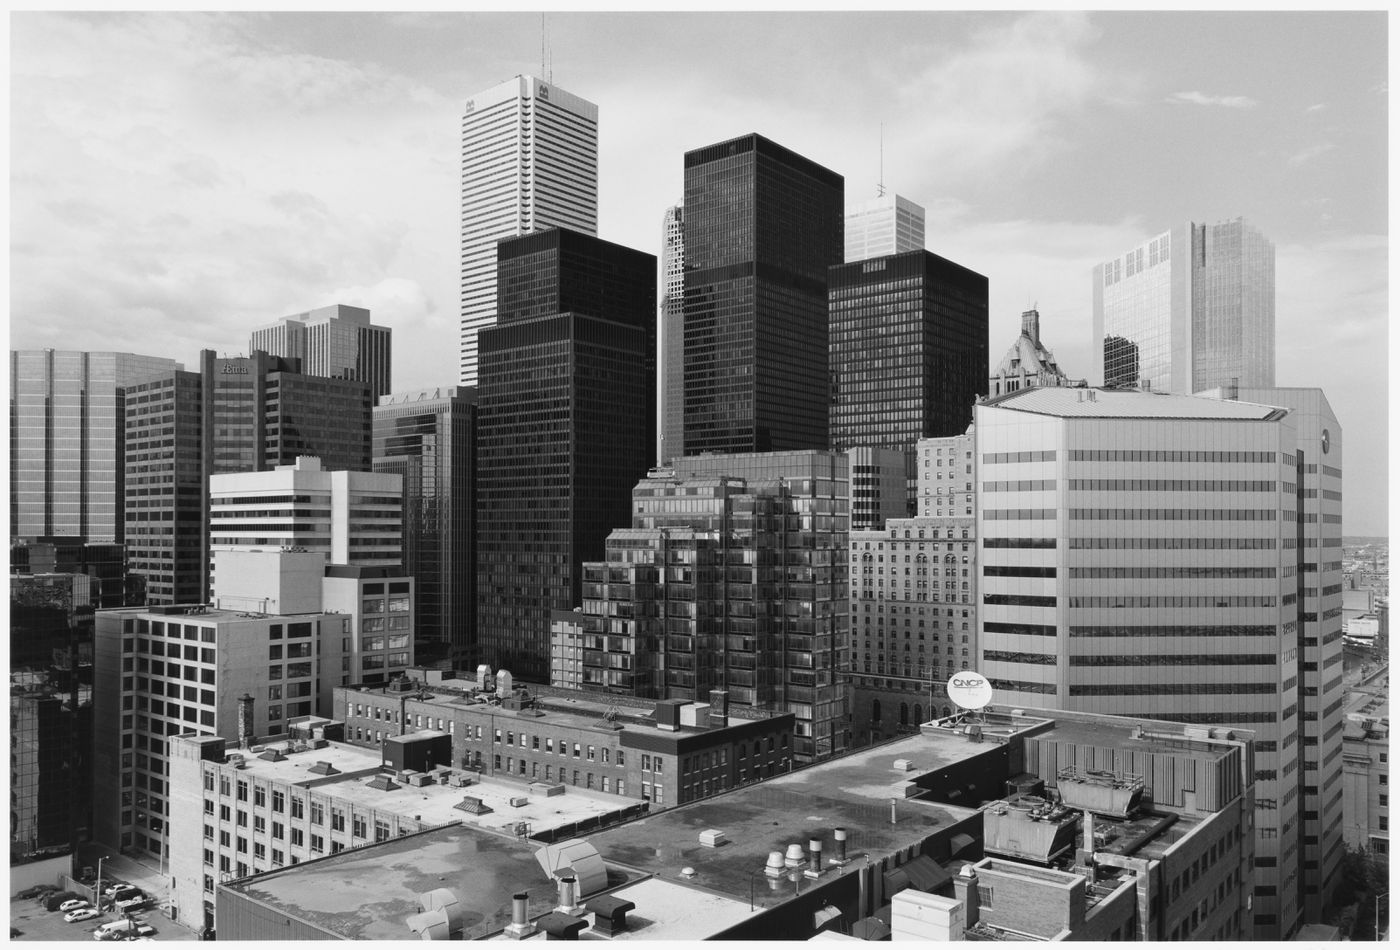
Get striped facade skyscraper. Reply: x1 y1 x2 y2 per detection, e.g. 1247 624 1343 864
657 203 684 464
250 304 392 398
458 75 598 385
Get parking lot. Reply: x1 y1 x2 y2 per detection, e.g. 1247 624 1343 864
9 895 189 942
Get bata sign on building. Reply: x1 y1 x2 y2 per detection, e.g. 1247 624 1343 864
946 671 992 710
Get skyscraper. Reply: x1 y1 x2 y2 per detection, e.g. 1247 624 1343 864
250 304 392 398
682 134 843 455
11 349 180 544
373 387 477 664
829 249 989 450
1092 217 1275 394
459 75 599 385
971 384 1336 940
657 203 685 464
475 228 655 681
123 351 373 605
844 192 925 263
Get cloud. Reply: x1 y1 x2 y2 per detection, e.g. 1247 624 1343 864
1166 90 1258 108
1305 102 1326 113
1287 142 1336 167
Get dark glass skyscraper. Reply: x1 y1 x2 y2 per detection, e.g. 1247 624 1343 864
373 387 476 665
828 250 989 449
476 228 656 681
681 134 844 455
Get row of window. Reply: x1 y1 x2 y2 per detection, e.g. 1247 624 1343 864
1068 625 1277 638
1067 566 1277 579
1071 508 1278 521
1069 682 1279 696
1068 450 1276 463
1066 536 1277 550
1069 653 1277 666
1068 478 1277 492
1067 595 1277 608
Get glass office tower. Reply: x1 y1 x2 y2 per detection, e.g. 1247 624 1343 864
681 134 844 455
476 228 655 681
1093 218 1275 394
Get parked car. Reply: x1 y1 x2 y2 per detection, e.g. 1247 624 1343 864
93 919 137 941
17 884 57 899
103 883 135 897
114 897 147 912
133 924 156 937
58 899 90 913
107 886 142 902
65 907 100 923
44 891 81 911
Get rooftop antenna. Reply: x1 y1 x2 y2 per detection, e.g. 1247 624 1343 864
540 14 545 79
877 123 886 198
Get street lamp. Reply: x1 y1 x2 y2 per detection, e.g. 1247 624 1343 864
95 856 108 912
1376 891 1388 941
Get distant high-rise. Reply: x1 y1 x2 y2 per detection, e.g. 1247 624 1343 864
459 75 599 385
123 351 373 605
657 203 685 464
844 193 925 262
476 228 655 681
682 134 843 455
11 350 180 544
250 304 392 397
829 249 988 450
1093 218 1275 394
373 387 476 664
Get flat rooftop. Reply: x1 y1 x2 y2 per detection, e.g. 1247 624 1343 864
229 739 636 835
1027 715 1241 764
223 822 642 941
579 731 1000 911
987 386 1286 421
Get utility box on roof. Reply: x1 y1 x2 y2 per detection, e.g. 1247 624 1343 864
384 730 452 773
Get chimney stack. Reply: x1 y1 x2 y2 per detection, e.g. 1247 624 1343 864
954 866 980 928
806 837 824 878
832 827 849 865
708 690 728 726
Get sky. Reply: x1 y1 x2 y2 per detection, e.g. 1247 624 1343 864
9 10 1391 534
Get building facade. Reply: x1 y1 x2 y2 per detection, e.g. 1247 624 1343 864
988 308 1084 397
459 75 598 385
92 601 346 864
209 456 404 573
249 304 392 398
11 349 180 544
336 678 796 810
850 432 977 742
844 192 925 263
682 134 844 456
576 451 850 762
829 249 988 452
373 387 476 664
475 229 655 682
10 679 91 858
1340 673 1389 856
1092 218 1275 394
847 445 911 530
657 202 685 464
971 384 1334 939
123 352 373 605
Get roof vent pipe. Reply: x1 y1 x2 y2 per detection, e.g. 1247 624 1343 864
832 827 849 866
807 838 823 877
784 843 805 868
504 892 535 939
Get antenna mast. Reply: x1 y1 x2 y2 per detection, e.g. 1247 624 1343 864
877 122 886 197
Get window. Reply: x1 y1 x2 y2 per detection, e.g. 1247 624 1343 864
254 815 265 834
272 790 285 813
353 815 367 838
310 835 324 854
254 785 266 807
331 808 345 832
290 828 304 847
310 802 324 825
291 797 304 819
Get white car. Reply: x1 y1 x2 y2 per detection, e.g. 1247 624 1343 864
58 899 90 913
65 907 100 923
114 897 147 912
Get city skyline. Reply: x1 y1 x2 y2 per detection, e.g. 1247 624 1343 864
9 10 1389 533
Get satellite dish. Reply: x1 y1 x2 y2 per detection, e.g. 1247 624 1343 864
947 671 993 710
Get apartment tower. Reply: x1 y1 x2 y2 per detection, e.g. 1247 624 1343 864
459 75 598 385
657 203 685 464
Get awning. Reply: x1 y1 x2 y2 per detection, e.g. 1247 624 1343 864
882 854 951 896
949 833 977 857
